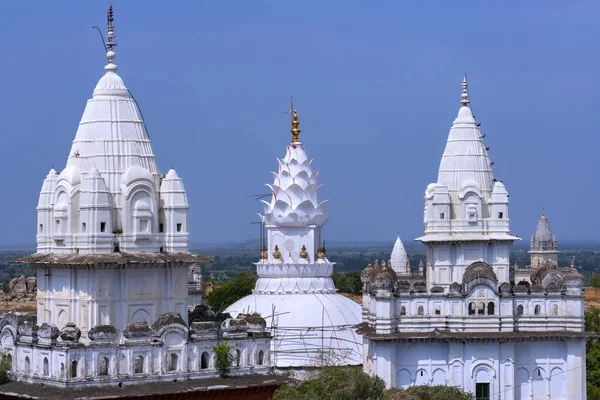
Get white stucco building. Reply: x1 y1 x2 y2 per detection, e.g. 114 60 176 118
1 8 271 387
225 109 363 368
360 77 587 399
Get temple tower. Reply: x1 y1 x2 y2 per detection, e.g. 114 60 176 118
529 210 559 268
417 76 517 290
226 107 362 367
21 8 203 342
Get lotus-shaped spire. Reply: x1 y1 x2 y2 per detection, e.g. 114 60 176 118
261 143 328 227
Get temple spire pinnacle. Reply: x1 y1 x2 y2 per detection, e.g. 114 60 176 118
105 5 117 71
285 98 302 143
460 75 470 106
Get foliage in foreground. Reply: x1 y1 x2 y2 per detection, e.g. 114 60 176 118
213 342 233 379
0 354 11 384
273 366 473 400
587 307 600 394
273 366 386 400
207 272 256 312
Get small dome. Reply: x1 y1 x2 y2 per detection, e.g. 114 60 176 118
124 322 152 339
449 282 462 294
60 322 81 342
499 282 512 294
89 325 118 341
371 261 397 291
93 71 129 97
38 323 59 340
463 262 498 284
360 263 374 283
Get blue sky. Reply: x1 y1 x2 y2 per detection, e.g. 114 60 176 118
1 1 599 246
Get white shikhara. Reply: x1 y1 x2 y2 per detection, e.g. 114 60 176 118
361 77 587 400
2 8 271 389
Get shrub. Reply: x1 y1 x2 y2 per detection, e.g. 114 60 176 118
213 342 233 379
0 354 11 384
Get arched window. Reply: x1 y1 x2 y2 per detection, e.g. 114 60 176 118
487 302 495 315
43 357 49 376
517 305 524 316
60 363 65 378
468 302 476 315
71 360 78 378
478 302 485 315
24 356 30 375
400 306 406 316
235 349 241 367
534 305 541 315
201 352 210 369
553 304 559 315
168 353 178 372
258 350 264 365
134 355 144 374
99 357 109 376
6 354 12 371
418 306 424 316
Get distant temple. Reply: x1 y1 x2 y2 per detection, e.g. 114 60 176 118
514 211 561 284
360 77 587 399
1 7 272 389
225 107 363 368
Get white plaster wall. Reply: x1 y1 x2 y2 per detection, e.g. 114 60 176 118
371 340 582 399
36 265 189 341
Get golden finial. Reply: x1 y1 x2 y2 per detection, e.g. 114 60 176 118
290 110 301 143
285 97 301 143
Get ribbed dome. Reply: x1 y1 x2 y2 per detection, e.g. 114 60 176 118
261 143 328 227
67 67 159 198
463 262 497 284
437 77 494 217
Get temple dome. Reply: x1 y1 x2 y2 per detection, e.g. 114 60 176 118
463 262 498 284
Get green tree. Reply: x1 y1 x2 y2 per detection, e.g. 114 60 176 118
385 386 473 400
207 277 255 312
213 342 233 379
273 366 475 400
0 354 11 384
273 366 386 400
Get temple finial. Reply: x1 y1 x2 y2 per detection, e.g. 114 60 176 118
285 97 301 143
460 75 470 106
541 207 545 217
105 5 117 71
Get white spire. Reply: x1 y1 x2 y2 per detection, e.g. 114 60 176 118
36 5 189 254
390 234 409 275
436 76 494 217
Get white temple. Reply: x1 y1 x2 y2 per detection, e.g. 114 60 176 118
225 109 363 368
515 210 561 284
360 77 587 399
1 7 272 387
